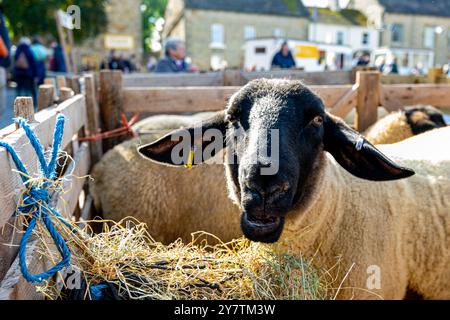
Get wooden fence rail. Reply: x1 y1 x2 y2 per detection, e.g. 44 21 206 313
0 73 101 300
123 70 355 87
102 69 450 148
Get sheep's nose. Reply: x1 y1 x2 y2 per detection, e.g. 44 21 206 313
245 178 290 201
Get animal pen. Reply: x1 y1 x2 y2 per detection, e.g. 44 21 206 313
0 69 449 300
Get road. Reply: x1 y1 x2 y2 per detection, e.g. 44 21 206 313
0 87 17 128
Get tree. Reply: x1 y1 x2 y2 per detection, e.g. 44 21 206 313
141 0 167 53
0 0 108 42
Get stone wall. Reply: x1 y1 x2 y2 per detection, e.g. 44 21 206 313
382 13 450 66
184 9 309 70
78 0 143 69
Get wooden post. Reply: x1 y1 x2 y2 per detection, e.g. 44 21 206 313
44 78 54 85
223 69 245 86
59 87 74 102
14 97 35 129
99 70 124 151
355 71 381 132
428 67 443 84
56 75 67 91
37 84 55 111
70 75 81 94
84 74 103 164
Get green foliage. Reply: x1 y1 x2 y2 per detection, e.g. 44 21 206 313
142 0 167 53
0 0 108 42
283 0 298 13
340 9 368 26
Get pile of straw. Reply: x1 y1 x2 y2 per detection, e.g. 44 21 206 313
8 152 338 300
29 217 337 300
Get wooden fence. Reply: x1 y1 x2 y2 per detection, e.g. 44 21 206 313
0 74 101 299
381 67 450 85
0 68 449 299
123 70 355 87
101 69 450 147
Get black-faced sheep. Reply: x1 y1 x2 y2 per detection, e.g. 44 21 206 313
364 105 446 145
91 105 446 245
139 79 450 299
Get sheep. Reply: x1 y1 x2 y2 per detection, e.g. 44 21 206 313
91 106 445 245
138 79 450 299
364 105 446 145
90 114 242 244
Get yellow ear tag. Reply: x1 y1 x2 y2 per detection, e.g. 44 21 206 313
185 148 195 170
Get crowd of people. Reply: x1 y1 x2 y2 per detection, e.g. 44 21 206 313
100 50 138 73
0 5 68 106
10 37 67 104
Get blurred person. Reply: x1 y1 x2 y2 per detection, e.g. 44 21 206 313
49 41 67 73
391 57 398 74
146 56 157 72
387 56 399 74
30 36 48 85
0 5 10 111
126 54 138 72
0 5 11 69
108 50 125 71
356 54 370 66
155 39 198 73
271 41 296 69
122 54 137 73
14 37 37 103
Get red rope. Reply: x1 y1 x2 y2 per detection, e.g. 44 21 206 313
79 112 141 142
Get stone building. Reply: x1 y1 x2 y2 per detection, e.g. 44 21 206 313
78 0 143 69
349 0 450 70
163 0 310 70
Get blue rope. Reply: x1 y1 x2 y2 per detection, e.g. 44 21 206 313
90 284 108 300
0 115 71 283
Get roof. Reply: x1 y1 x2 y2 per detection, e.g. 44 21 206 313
309 8 367 26
184 0 310 17
378 0 450 17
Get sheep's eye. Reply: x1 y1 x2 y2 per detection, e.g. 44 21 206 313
311 116 324 127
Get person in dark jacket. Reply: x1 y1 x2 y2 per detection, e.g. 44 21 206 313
271 42 296 69
155 39 198 73
14 37 38 103
49 41 67 73
0 5 11 69
30 36 48 85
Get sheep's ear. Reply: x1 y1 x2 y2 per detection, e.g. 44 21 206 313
323 114 415 181
138 111 227 166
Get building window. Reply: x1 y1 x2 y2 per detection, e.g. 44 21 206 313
244 26 256 40
362 32 369 45
211 23 225 48
424 26 436 48
391 24 404 44
255 47 266 54
273 28 285 38
336 31 344 45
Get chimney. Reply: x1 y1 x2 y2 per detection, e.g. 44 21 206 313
328 0 340 11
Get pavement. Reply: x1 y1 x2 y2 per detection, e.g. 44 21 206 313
0 87 16 128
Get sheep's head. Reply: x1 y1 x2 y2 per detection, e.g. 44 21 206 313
138 79 414 243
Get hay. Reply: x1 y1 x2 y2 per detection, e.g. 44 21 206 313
6 151 339 300
23 216 339 300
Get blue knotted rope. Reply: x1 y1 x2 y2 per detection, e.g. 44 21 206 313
0 115 71 283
